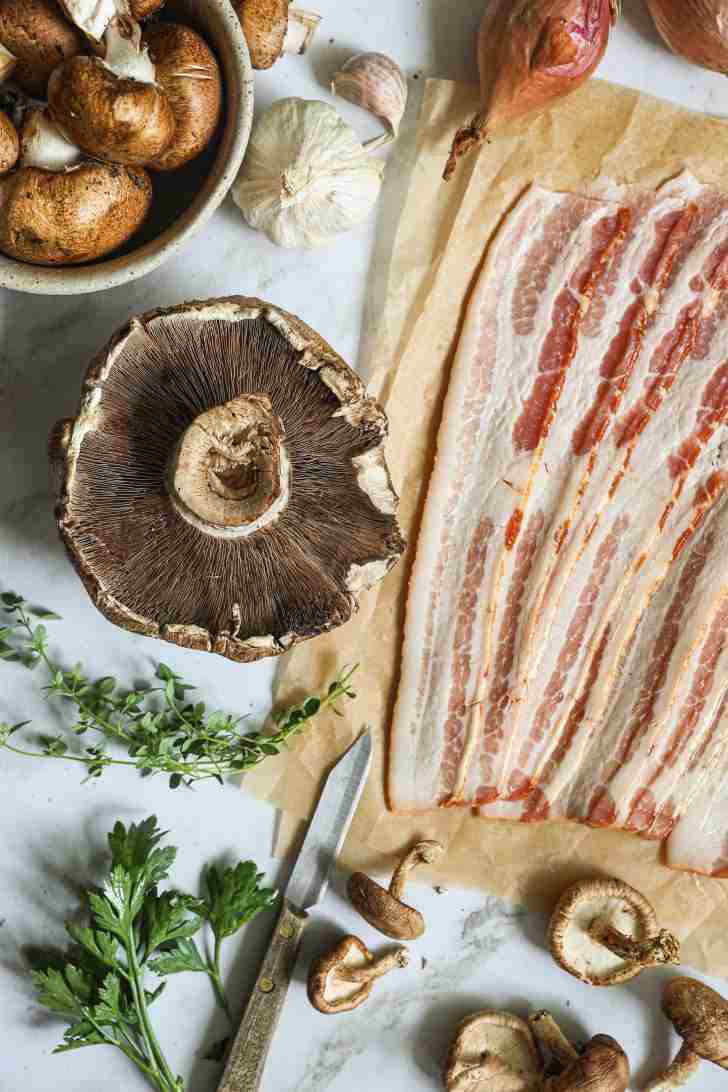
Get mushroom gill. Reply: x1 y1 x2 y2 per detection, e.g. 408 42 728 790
50 298 405 662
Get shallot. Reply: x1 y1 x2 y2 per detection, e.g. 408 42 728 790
647 0 728 74
444 0 619 181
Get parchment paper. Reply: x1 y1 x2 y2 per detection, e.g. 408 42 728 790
245 78 728 976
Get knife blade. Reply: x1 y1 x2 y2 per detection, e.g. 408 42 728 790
218 729 373 1092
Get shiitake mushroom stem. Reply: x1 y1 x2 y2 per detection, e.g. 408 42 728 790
530 1011 579 1067
390 840 443 901
336 947 409 984
588 920 680 967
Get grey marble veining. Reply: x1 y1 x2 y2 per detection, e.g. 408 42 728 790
3 2 728 1090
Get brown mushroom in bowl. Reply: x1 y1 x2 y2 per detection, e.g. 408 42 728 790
234 0 320 69
307 936 409 1015
644 978 728 1090
0 0 83 97
548 878 680 987
48 18 175 166
144 22 222 171
50 297 404 660
0 163 152 265
444 1011 543 1091
348 840 444 940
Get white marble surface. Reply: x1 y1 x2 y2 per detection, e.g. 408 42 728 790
1 2 728 1090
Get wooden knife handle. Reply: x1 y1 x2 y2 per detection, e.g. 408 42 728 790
218 898 308 1092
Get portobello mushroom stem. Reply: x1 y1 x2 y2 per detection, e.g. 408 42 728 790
588 919 680 967
168 395 291 537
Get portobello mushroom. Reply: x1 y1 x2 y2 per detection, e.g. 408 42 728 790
50 298 405 662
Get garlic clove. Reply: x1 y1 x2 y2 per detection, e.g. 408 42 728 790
332 52 408 139
233 97 384 249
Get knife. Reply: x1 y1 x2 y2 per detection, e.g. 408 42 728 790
218 729 373 1092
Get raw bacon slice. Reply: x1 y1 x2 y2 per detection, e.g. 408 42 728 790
389 173 728 877
389 187 624 812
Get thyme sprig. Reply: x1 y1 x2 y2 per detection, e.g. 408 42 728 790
0 592 356 788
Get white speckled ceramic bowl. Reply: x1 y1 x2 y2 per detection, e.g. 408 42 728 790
0 0 253 295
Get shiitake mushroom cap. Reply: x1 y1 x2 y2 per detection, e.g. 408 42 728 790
50 297 405 662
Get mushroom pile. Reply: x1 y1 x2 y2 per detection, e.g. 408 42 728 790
0 0 222 265
50 297 405 660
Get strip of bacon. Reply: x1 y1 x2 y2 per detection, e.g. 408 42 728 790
389 187 623 812
495 181 728 804
664 695 728 877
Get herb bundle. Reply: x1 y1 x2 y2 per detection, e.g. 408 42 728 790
31 816 276 1092
0 592 356 787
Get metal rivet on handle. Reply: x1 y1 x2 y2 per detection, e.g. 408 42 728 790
259 978 275 994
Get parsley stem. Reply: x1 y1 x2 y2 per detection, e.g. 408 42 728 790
124 933 178 1091
208 936 231 1020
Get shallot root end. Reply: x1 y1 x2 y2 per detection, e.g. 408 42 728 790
443 114 487 181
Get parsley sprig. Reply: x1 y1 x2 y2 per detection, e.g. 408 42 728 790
31 816 276 1092
0 592 356 788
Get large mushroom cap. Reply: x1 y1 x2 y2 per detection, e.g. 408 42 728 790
0 0 83 97
0 161 151 265
548 877 674 987
444 1011 543 1091
51 298 404 662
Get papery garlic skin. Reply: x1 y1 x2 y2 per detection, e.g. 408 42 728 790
332 52 408 138
232 98 384 249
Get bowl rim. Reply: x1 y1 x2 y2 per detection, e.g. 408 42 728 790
0 0 254 296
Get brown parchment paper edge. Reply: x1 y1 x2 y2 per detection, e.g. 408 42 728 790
244 77 728 978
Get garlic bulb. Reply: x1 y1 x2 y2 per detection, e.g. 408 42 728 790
232 98 385 249
332 52 408 140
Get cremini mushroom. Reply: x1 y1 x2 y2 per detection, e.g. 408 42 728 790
0 107 17 173
444 1011 543 1091
234 0 321 70
548 878 680 987
0 0 83 97
0 159 152 265
50 297 405 659
307 936 409 1014
348 840 444 940
144 22 222 171
644 977 728 1090
48 18 175 166
58 1 166 43
530 1013 629 1092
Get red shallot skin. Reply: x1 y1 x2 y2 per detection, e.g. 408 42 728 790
444 0 617 180
647 0 728 74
